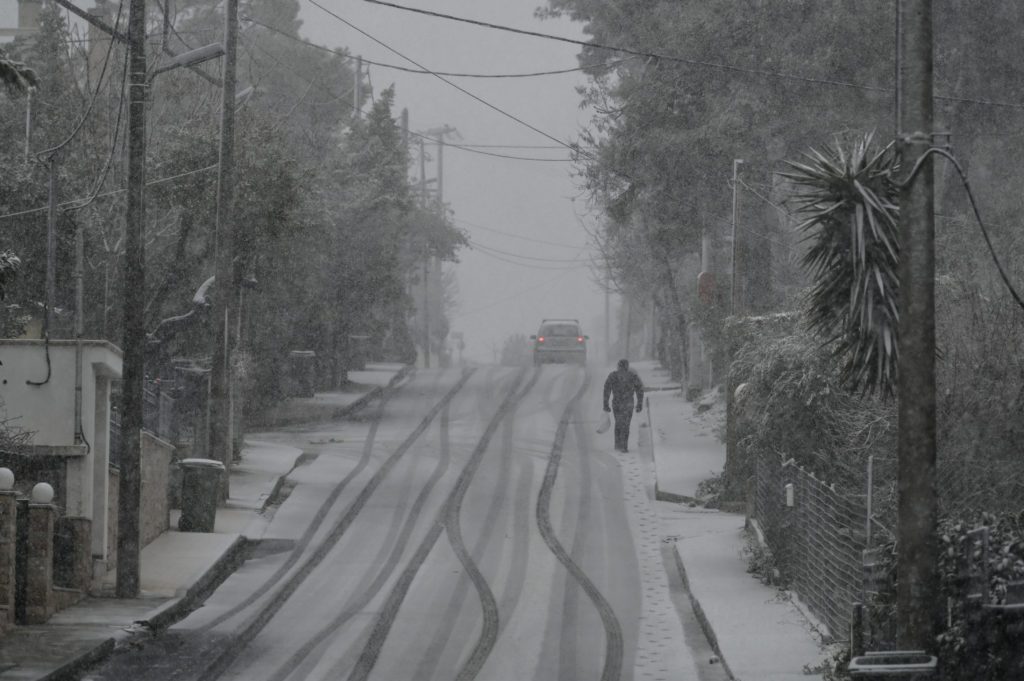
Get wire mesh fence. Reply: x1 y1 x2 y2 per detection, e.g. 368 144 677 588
755 446 1024 644
755 449 868 639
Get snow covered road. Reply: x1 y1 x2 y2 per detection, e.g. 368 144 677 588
86 366 706 681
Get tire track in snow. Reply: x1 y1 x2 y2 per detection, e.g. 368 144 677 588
196 369 474 681
344 368 534 681
197 371 428 633
536 370 625 681
416 369 541 681
265 403 456 681
558 399 596 681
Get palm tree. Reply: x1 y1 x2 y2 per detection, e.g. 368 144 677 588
783 133 901 395
0 47 38 96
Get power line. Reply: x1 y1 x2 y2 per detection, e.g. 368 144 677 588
0 164 219 223
453 217 584 249
408 130 574 162
457 143 593 149
65 33 131 212
37 0 124 160
359 0 1024 111
306 0 590 159
471 246 590 270
244 26 570 162
242 15 631 78
470 240 587 262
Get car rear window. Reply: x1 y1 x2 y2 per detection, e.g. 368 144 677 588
540 323 579 336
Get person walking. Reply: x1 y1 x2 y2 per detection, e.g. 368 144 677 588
602 359 644 452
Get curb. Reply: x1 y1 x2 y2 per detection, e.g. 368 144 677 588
250 365 413 429
139 534 248 631
643 393 700 505
34 637 116 681
672 543 736 681
37 535 249 681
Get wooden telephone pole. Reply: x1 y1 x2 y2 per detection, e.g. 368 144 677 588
895 0 939 649
117 0 147 598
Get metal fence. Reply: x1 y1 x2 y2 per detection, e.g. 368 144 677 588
109 383 177 466
755 450 868 640
755 447 1024 643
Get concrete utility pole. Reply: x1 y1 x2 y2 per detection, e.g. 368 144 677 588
729 158 744 315
209 0 239 477
419 137 430 368
45 158 57 333
604 264 611 362
437 136 444 207
895 0 939 650
117 0 146 599
354 56 362 119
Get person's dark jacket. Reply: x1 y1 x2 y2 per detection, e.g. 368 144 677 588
603 368 644 413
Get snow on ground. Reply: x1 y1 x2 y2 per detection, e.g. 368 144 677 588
629 360 827 681
661 506 826 681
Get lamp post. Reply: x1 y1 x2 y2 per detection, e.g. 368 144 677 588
729 158 745 315
116 24 224 597
208 0 240 478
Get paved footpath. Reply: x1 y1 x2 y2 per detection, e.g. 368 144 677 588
0 365 406 681
629 360 827 681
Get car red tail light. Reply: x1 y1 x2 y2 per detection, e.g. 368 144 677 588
538 336 545 343
577 336 584 343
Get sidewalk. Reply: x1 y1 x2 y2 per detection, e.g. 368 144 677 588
632 360 826 681
632 360 724 503
253 363 410 429
0 365 406 681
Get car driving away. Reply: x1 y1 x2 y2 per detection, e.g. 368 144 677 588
531 318 588 365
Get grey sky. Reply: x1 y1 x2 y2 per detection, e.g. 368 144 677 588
297 0 607 363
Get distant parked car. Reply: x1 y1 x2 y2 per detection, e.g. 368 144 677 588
531 319 587 365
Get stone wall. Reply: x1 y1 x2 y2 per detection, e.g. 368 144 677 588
102 431 174 577
140 432 172 547
105 466 118 576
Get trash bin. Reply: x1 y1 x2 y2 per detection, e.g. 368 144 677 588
178 458 225 532
849 651 938 679
347 335 372 371
287 350 316 397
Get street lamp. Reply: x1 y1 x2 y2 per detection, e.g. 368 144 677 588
151 42 224 78
729 158 745 316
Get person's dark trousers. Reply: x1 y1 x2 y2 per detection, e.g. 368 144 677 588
613 406 633 451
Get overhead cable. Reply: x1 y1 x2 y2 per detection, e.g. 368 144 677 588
243 15 631 78
454 218 584 249
37 0 124 160
0 164 219 223
359 0 1024 111
407 129 573 162
306 0 590 159
470 240 586 262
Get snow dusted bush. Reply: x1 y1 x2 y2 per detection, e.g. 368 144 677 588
729 318 895 492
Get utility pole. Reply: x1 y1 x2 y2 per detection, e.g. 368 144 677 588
116 0 147 599
401 107 408 148
729 158 744 315
209 0 239 476
24 92 31 164
437 136 444 208
419 137 430 368
45 158 57 333
724 159 744 504
895 0 938 650
624 296 632 359
604 264 611 362
354 56 362 119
